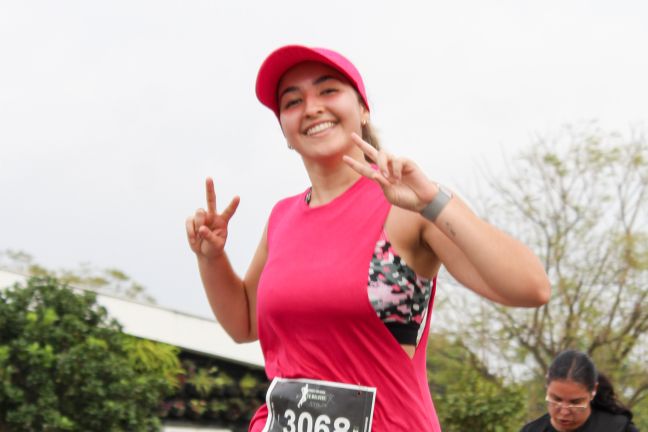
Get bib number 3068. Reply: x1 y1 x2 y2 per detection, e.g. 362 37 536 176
263 378 376 432
282 409 350 432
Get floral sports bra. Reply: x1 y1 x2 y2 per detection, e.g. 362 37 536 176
367 229 434 346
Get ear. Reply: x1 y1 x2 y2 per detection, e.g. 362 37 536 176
360 107 370 126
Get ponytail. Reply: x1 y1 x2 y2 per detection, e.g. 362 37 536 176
591 373 633 419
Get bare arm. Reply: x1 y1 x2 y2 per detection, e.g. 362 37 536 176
344 133 550 307
421 193 549 306
195 226 266 342
185 178 267 343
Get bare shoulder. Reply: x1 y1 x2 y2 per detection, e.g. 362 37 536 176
384 207 440 279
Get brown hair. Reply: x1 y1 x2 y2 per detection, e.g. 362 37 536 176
357 92 380 162
361 121 380 162
361 122 380 150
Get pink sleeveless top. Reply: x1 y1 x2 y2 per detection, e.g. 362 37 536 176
249 176 441 431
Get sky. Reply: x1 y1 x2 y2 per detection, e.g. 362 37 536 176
1 0 647 319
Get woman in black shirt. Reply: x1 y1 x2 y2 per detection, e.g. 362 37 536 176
520 350 638 432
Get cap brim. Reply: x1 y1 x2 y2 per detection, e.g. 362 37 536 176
255 45 355 117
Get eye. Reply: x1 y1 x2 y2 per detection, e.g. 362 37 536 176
282 98 302 109
321 87 338 95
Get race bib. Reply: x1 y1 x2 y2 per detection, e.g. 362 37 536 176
262 377 376 432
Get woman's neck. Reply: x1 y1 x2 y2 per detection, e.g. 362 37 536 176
303 157 363 207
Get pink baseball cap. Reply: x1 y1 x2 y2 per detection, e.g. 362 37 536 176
255 45 369 118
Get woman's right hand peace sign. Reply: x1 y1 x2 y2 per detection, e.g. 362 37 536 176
343 133 436 213
186 177 240 260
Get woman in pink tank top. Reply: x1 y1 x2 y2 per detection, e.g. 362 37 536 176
186 45 551 431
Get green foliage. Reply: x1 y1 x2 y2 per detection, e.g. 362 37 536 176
122 337 183 388
427 332 525 432
239 373 260 398
186 367 219 397
0 276 175 431
160 356 267 430
632 396 648 431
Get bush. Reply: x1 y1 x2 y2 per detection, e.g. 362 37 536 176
0 276 177 431
427 333 526 432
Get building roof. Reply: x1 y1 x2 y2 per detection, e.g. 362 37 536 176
0 270 264 368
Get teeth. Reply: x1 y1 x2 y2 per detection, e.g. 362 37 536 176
306 122 335 136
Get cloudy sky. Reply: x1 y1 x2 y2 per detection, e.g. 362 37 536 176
1 0 647 319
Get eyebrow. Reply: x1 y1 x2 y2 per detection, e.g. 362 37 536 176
548 394 587 402
314 75 336 85
278 75 340 101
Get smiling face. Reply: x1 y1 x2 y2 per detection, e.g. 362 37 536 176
546 379 595 432
277 61 368 162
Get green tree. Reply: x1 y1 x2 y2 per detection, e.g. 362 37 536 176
427 332 525 432
443 124 647 428
0 276 179 431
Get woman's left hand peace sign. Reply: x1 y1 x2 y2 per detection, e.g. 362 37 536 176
343 133 437 212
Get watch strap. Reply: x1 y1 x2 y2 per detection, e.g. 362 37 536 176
420 184 452 222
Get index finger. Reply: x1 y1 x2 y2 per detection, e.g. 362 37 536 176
351 133 378 162
205 177 217 214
